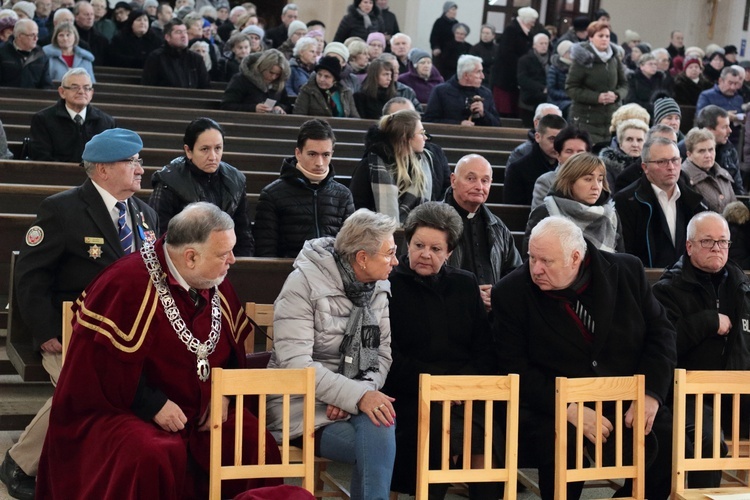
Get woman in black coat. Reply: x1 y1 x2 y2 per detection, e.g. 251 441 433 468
107 9 161 68
429 1 458 63
353 58 396 120
333 0 384 43
384 202 499 499
220 49 292 113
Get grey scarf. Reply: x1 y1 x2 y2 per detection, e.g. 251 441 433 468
369 149 434 222
544 194 619 252
357 8 372 29
334 251 380 380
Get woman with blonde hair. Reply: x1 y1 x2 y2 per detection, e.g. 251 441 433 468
221 48 291 113
350 109 435 222
523 152 623 253
43 21 96 82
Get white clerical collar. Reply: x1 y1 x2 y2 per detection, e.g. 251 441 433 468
164 246 191 292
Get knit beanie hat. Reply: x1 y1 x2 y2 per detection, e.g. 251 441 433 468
366 32 385 46
287 20 307 38
684 46 705 59
315 55 341 81
652 97 681 126
623 30 640 44
683 57 703 71
12 1 35 19
323 41 349 62
241 24 264 40
556 40 573 64
636 43 651 55
443 1 457 14
409 48 431 66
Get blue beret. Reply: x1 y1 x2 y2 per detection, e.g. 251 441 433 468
82 128 143 163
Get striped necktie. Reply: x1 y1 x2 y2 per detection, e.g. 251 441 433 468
115 201 133 254
574 300 595 342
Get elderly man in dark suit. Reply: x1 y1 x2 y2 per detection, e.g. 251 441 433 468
0 128 158 500
28 67 115 162
492 215 677 500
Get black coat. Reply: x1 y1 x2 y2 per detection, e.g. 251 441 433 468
492 18 535 91
613 175 707 268
438 39 471 81
653 255 750 371
384 258 495 493
0 42 52 88
379 7 400 37
625 70 670 114
673 72 712 106
264 23 288 49
492 240 677 414
220 51 291 112
28 100 116 162
253 157 355 258
14 178 158 348
428 14 456 53
333 4 384 43
141 44 210 88
353 87 391 120
422 75 501 126
107 30 161 68
75 24 109 65
149 156 255 256
517 50 549 111
503 141 556 205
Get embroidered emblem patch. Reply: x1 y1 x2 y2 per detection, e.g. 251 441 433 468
88 244 102 259
25 226 44 246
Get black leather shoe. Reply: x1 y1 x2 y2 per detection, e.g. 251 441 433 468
0 451 35 500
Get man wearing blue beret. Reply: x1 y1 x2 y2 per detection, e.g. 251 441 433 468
0 128 158 500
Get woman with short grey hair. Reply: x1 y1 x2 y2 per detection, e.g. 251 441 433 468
286 36 318 97
268 208 398 500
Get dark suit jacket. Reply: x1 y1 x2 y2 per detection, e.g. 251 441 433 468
28 100 116 162
492 241 677 416
14 178 158 348
613 175 707 268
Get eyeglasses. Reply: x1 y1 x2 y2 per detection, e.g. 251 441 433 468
417 129 428 137
644 157 681 168
695 239 731 249
19 32 39 38
373 247 398 259
62 84 94 92
119 157 144 167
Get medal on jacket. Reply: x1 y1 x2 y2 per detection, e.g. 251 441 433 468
141 243 221 382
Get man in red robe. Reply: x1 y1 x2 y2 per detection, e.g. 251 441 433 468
36 202 281 499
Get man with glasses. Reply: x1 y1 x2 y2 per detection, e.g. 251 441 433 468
653 211 750 489
142 19 210 88
0 18 51 88
0 129 158 500
614 136 707 267
28 67 115 162
696 66 746 152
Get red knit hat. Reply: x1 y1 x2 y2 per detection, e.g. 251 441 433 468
683 57 703 70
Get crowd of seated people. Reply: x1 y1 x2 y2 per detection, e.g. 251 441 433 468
4 4 750 499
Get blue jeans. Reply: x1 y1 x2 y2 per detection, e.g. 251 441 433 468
318 412 396 500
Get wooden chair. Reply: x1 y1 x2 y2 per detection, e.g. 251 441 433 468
672 369 750 499
208 367 316 499
61 300 75 363
244 302 350 499
415 373 520 500
554 375 646 500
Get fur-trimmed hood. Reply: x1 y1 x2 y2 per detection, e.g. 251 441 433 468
239 50 289 93
550 53 571 71
724 201 750 225
570 41 624 68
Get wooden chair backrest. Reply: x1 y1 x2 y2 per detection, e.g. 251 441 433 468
209 367 316 499
554 375 646 500
415 373 520 500
61 300 74 364
672 369 750 498
244 302 274 354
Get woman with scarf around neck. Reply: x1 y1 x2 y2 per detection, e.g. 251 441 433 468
333 0 384 43
354 58 396 119
293 56 359 118
266 209 398 500
566 20 628 144
383 202 500 499
350 109 435 222
523 152 624 255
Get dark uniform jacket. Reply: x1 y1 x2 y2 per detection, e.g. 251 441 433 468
149 156 254 256
492 240 677 414
253 157 355 258
653 255 750 371
14 178 158 348
28 99 116 162
613 175 707 268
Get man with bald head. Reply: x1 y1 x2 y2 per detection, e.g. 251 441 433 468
492 215 677 499
653 211 750 489
0 18 51 88
445 154 521 311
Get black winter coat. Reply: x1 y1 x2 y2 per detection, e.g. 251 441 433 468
492 18 534 91
253 157 354 258
428 14 457 53
221 51 291 112
625 70 670 114
613 175 707 268
28 100 116 162
333 4 384 43
673 72 712 106
0 43 52 88
504 141 556 205
653 255 750 371
107 30 161 68
517 50 549 111
141 44 210 88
